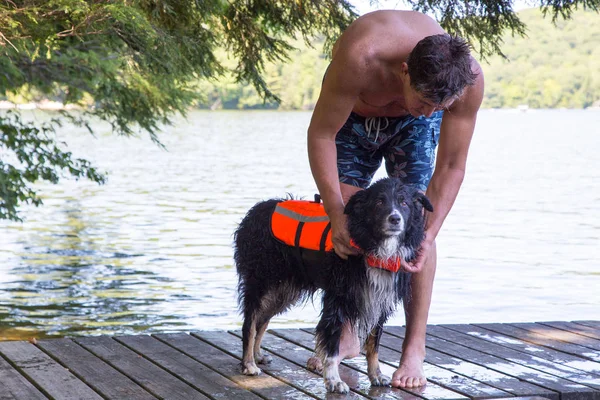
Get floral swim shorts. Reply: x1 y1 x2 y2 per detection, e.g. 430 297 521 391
336 111 443 191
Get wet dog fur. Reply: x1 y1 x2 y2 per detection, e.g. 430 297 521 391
233 178 433 393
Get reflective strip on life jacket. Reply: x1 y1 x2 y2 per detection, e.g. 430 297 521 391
271 200 333 252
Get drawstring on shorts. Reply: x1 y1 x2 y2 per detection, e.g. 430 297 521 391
364 117 389 143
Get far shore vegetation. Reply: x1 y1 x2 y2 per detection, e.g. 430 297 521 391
3 8 598 112
197 8 600 110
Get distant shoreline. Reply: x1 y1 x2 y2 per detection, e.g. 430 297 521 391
1 100 598 112
0 100 81 110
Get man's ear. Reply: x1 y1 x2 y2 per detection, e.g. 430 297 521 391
413 191 434 212
400 62 409 77
344 189 368 215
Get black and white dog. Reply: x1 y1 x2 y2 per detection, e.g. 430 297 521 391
234 178 433 393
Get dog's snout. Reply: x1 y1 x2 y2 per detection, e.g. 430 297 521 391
388 214 401 225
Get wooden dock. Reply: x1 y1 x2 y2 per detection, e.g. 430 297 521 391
1 321 600 399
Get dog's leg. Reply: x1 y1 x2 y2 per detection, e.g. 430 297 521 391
253 285 302 365
253 316 273 365
315 294 351 394
365 320 391 386
241 311 261 375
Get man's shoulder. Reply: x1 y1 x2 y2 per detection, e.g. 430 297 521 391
359 10 437 25
335 12 423 67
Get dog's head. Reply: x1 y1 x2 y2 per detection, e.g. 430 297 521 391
344 178 433 258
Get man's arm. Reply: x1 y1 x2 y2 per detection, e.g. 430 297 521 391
307 50 366 257
405 65 485 271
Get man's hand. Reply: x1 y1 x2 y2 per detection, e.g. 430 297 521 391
402 235 433 273
330 212 361 259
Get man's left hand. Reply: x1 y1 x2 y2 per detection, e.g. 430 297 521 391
403 236 433 273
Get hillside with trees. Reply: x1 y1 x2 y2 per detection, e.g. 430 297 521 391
482 8 600 108
197 8 600 110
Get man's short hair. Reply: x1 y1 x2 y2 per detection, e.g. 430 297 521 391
407 34 478 105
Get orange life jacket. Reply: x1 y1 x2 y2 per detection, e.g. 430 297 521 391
270 199 402 273
271 199 333 252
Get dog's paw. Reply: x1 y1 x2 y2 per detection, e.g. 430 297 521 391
242 363 261 376
369 373 391 386
255 352 273 365
325 379 350 394
306 356 323 374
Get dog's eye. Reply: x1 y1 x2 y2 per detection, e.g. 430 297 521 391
376 199 384 207
401 201 408 207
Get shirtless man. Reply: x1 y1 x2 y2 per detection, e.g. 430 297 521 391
307 10 484 388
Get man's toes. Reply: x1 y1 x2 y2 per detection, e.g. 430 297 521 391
402 376 427 388
391 377 410 388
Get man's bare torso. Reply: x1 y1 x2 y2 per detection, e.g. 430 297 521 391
330 11 445 117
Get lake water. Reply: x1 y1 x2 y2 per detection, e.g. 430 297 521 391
0 109 598 340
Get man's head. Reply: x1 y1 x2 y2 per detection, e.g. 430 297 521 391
401 34 478 117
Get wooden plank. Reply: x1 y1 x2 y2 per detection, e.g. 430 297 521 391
495 398 554 400
229 329 418 400
273 328 472 400
476 323 600 362
379 330 551 399
115 334 261 400
37 338 156 400
0 341 103 400
575 322 600 330
75 336 208 400
154 332 315 400
0 353 48 400
440 324 600 378
511 323 600 351
538 322 600 341
193 330 344 399
427 325 600 390
387 326 586 400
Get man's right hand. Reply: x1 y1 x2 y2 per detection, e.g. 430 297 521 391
330 211 361 259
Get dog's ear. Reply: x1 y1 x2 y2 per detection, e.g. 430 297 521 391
413 192 434 212
344 189 368 215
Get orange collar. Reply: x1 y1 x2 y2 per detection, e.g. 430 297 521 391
350 240 402 273
365 255 402 273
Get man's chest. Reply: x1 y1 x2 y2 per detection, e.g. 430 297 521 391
355 89 409 117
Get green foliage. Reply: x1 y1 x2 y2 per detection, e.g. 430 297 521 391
0 111 105 221
0 0 355 220
482 8 600 108
198 39 328 110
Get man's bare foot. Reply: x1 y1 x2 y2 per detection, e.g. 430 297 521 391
339 323 360 359
307 322 360 374
391 352 427 388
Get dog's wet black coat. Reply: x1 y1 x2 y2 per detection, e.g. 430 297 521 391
234 178 433 392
